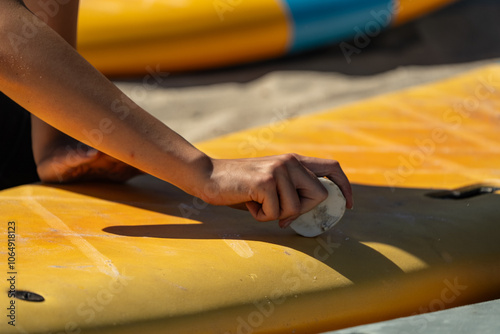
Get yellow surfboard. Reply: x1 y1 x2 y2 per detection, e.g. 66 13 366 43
1 65 500 333
77 0 457 76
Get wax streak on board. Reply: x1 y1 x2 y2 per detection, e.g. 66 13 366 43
20 187 121 279
223 237 254 259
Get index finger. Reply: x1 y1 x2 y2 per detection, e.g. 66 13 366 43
294 155 354 209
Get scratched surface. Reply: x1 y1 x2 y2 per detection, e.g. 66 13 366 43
1 66 500 334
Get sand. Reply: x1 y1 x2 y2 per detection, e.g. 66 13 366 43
114 0 500 144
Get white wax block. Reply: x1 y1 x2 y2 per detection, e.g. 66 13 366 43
290 178 346 237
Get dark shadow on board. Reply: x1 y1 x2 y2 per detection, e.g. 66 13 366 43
47 174 500 288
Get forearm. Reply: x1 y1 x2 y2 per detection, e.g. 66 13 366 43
24 0 80 165
0 1 211 196
0 1 353 225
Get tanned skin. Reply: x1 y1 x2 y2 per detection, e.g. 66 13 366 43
0 0 353 227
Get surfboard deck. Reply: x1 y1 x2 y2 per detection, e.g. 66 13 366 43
1 180 499 334
1 65 500 333
198 65 500 191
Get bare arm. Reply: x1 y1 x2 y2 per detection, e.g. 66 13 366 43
0 0 208 196
0 0 353 225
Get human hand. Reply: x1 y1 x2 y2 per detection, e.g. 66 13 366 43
36 144 142 184
200 154 353 227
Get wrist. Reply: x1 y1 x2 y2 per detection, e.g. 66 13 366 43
183 154 215 201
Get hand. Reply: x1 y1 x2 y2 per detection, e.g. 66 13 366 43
200 154 353 227
36 144 143 184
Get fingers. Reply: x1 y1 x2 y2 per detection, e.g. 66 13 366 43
275 170 302 227
328 167 354 209
203 154 353 226
287 159 328 214
245 201 264 221
295 154 354 209
245 154 331 224
243 169 281 221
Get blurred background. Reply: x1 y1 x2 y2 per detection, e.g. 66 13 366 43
109 0 500 143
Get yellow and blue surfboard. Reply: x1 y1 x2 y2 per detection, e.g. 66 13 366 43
77 0 457 76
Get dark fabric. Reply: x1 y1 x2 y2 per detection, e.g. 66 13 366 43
0 91 40 190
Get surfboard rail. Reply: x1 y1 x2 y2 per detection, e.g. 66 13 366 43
77 0 458 76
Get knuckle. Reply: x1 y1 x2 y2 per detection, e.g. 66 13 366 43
281 153 299 164
269 154 299 173
269 159 286 171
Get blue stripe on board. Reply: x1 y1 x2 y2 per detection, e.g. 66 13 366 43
282 0 396 53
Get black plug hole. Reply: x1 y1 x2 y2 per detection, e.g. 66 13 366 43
13 290 45 302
